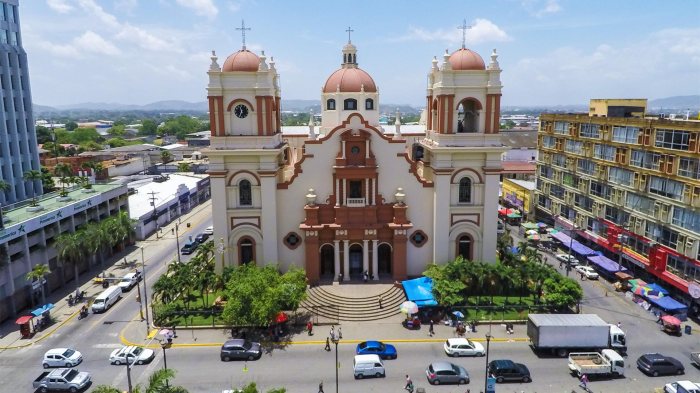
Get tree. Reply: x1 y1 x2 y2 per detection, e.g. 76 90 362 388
159 115 207 140
106 138 126 148
56 232 84 291
40 167 56 193
82 160 104 181
161 150 173 164
177 162 191 172
54 163 73 196
0 179 10 197
423 259 466 307
542 276 583 310
65 121 78 131
139 119 159 136
26 264 51 305
109 124 126 137
35 125 53 144
236 382 287 393
23 170 43 206
84 222 108 270
92 368 188 393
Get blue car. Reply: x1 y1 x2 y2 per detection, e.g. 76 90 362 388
356 341 397 359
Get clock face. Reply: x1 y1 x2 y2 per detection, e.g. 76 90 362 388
234 104 249 119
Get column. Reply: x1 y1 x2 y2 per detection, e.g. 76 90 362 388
432 173 450 264
333 240 341 281
371 178 376 205
362 240 369 275
260 174 278 264
344 179 348 205
341 141 346 158
335 178 340 206
365 140 370 158
343 240 350 281
372 240 379 280
365 180 370 205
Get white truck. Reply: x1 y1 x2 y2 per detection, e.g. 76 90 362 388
33 368 91 392
527 314 627 357
568 349 625 378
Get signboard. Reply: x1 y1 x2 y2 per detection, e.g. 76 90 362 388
689 281 700 299
486 377 497 393
31 279 47 290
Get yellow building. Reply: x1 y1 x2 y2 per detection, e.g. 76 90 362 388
535 98 700 309
501 178 535 220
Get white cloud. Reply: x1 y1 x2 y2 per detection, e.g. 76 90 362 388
175 0 218 18
34 40 80 58
74 30 121 55
77 0 119 28
115 0 138 12
227 1 240 12
521 0 563 18
47 0 74 14
115 24 184 53
390 19 510 46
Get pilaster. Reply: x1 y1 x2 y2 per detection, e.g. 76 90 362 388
259 172 278 264
304 231 320 284
432 172 451 264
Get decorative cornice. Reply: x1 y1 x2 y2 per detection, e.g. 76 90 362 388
397 152 434 188
277 153 313 189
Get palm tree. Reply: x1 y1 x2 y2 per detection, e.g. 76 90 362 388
92 368 188 393
152 274 178 303
84 222 108 270
23 170 43 206
91 386 119 393
26 264 51 305
161 150 173 164
177 162 191 172
56 232 84 291
53 163 73 196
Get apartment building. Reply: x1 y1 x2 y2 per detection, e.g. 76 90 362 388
535 99 700 305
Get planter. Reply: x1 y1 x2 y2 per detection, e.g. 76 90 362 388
81 188 95 194
56 196 72 202
26 206 44 212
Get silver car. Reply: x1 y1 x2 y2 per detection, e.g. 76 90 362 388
426 361 470 385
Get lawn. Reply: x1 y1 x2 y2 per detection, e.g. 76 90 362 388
452 295 547 322
158 289 227 327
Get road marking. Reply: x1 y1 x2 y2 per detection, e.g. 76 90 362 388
93 343 124 349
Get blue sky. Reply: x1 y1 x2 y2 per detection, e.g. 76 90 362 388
22 0 700 107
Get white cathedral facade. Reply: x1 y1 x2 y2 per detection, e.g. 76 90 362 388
205 33 507 284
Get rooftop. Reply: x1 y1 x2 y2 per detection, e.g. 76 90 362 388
128 173 208 220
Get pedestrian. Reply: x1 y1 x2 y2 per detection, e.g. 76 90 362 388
429 319 434 337
363 270 368 283
616 321 622 329
404 374 413 392
330 325 335 340
579 373 588 389
324 337 331 351
378 295 383 309
307 320 313 336
318 381 324 393
338 327 343 339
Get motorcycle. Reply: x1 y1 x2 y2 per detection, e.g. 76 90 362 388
78 307 88 320
67 295 74 307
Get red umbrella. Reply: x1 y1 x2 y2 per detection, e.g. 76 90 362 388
660 315 681 326
275 312 289 324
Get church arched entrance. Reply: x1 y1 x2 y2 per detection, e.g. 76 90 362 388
457 99 481 133
320 244 334 277
378 243 392 276
348 244 363 277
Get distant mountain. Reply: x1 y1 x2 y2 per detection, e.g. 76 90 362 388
649 95 700 110
34 104 59 113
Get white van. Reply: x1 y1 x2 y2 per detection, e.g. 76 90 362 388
353 354 385 379
92 286 122 313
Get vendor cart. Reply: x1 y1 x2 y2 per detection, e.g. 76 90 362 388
15 315 33 338
660 315 682 336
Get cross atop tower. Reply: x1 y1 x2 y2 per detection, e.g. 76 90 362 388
236 20 252 49
458 19 472 49
345 26 354 44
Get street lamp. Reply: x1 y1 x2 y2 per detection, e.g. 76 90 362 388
174 223 181 264
564 224 578 277
484 332 492 393
160 340 172 387
331 334 340 393
138 247 150 336
125 356 134 393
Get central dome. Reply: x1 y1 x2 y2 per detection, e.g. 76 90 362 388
448 48 485 70
323 68 377 93
222 49 259 72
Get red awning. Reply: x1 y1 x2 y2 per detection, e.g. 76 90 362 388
15 315 33 325
661 315 681 326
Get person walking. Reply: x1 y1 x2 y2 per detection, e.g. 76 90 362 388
330 325 335 340
324 337 331 352
378 295 383 309
338 327 343 339
404 374 414 392
579 373 588 389
318 381 324 393
429 319 435 337
307 320 313 336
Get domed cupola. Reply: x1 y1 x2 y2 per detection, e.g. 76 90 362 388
323 38 377 93
222 49 260 72
448 48 485 71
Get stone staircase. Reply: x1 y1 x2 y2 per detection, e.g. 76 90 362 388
300 284 406 322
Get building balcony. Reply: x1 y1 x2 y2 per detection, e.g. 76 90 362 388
346 198 366 207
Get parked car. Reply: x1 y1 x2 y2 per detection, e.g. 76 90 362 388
574 265 599 279
194 233 210 244
109 346 155 365
637 353 685 377
488 359 532 383
425 361 469 385
664 381 700 393
355 341 397 359
204 226 214 235
444 338 485 357
42 348 83 368
180 242 198 255
220 339 262 361
117 272 141 291
555 254 578 266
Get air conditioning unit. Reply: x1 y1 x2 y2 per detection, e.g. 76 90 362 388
685 239 697 255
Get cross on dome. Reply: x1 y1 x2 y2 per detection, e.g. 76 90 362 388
458 19 472 49
345 26 354 44
236 20 252 49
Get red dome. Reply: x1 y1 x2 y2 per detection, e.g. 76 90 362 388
448 48 485 71
222 49 259 72
323 68 377 93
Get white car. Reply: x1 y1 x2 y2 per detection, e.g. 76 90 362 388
664 381 700 393
204 225 214 235
575 265 599 279
117 272 141 291
43 348 83 368
555 254 578 266
110 346 155 365
443 338 485 357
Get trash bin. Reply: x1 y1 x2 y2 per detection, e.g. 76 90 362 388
685 325 692 335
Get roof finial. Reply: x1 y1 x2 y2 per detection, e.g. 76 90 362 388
236 20 252 50
458 19 472 49
346 26 354 44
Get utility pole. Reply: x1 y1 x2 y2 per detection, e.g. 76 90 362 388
147 191 159 237
141 247 150 331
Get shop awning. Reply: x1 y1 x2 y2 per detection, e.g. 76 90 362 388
646 283 670 296
402 277 438 307
31 303 54 317
570 241 596 256
521 222 539 230
587 255 628 273
551 232 596 256
15 315 33 325
551 231 572 244
646 295 688 312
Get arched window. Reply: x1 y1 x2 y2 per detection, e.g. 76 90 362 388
458 177 472 203
457 235 472 260
239 179 252 206
326 99 336 110
344 99 357 110
239 237 255 264
365 99 374 110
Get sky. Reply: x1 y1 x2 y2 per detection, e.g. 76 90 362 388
20 0 700 107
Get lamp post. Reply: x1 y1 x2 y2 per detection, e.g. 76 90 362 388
160 340 171 387
125 356 133 393
140 247 150 335
484 332 492 393
564 224 578 277
331 334 340 393
174 223 181 264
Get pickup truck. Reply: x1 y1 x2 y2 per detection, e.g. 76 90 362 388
568 349 625 378
691 352 700 368
33 368 91 392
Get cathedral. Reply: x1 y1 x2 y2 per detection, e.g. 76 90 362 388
205 28 507 284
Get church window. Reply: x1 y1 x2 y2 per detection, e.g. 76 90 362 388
239 179 252 206
239 237 255 264
457 235 472 260
458 177 472 203
344 99 357 110
349 180 362 198
327 99 336 110
365 99 374 110
350 146 360 155
284 232 302 250
410 230 428 247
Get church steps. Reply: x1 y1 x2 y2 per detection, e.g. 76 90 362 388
300 285 407 321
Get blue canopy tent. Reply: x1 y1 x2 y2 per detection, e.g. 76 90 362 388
645 295 688 321
646 283 670 296
31 303 54 317
551 231 596 256
587 255 628 273
402 277 437 307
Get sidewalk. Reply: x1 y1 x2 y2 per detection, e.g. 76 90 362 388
0 200 212 350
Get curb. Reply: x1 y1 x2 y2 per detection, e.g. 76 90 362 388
0 309 80 350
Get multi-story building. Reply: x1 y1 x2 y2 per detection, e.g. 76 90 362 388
535 98 700 309
0 0 42 204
